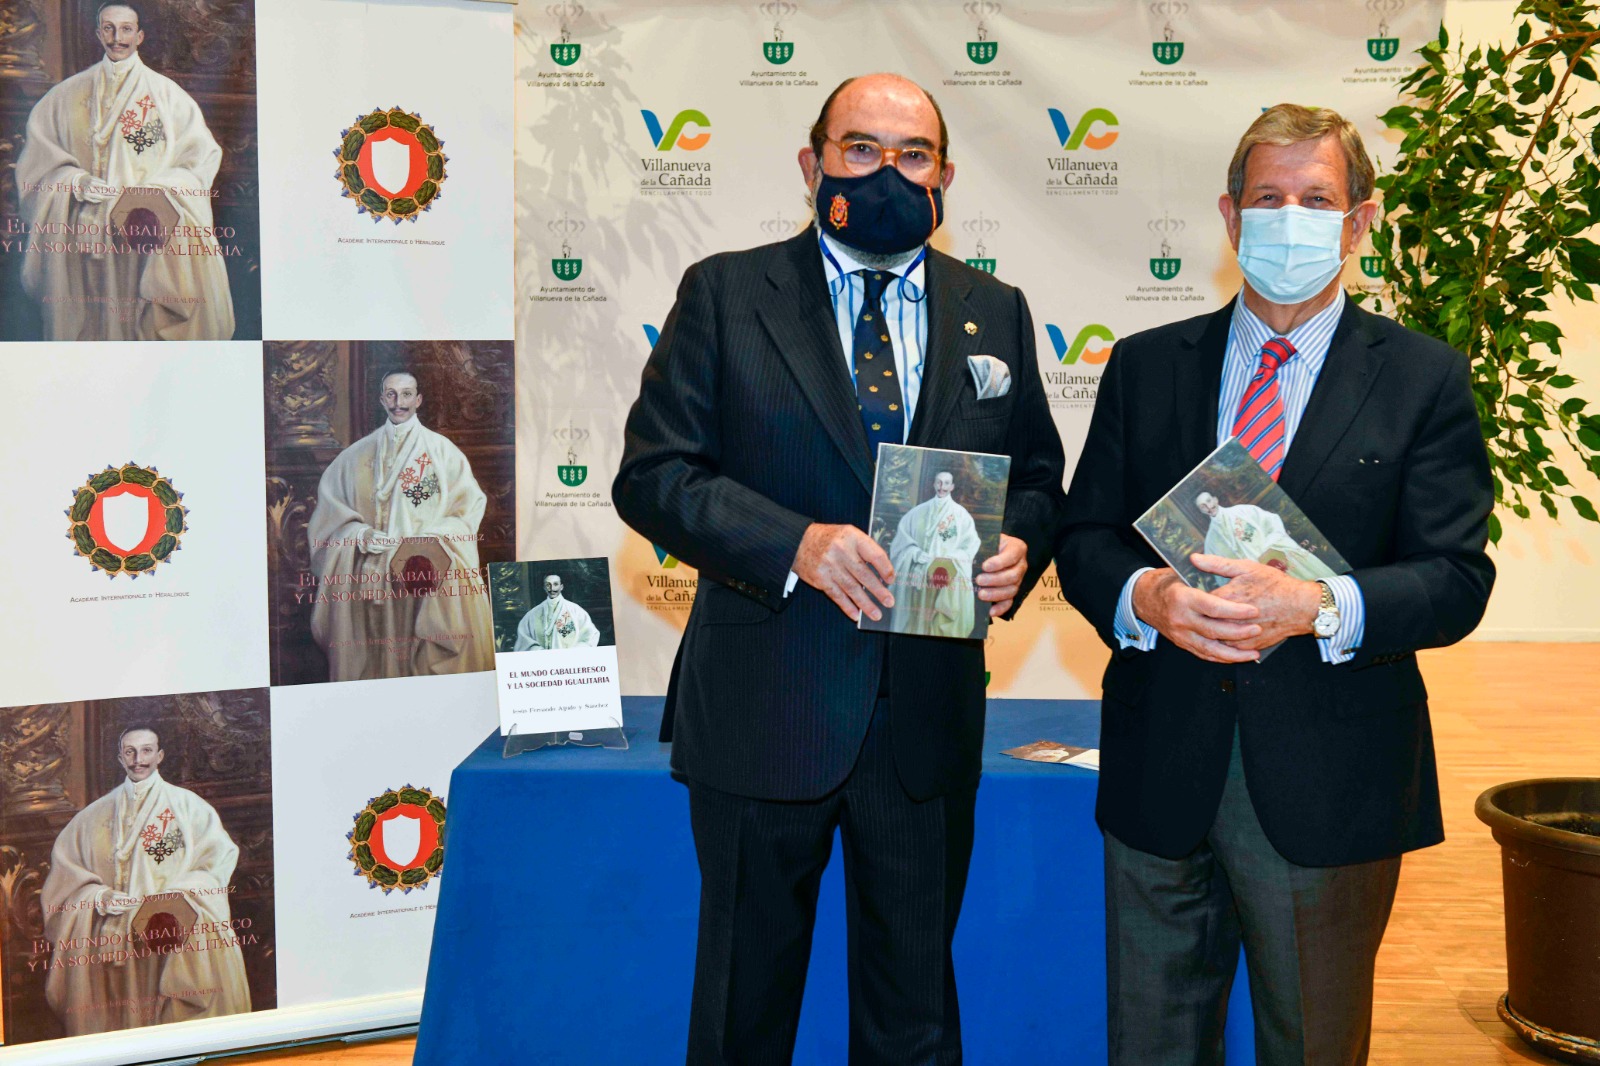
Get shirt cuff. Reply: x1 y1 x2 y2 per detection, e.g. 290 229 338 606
1316 575 1365 664
784 570 799 597
1114 567 1160 651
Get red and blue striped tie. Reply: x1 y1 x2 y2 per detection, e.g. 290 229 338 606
1232 337 1295 480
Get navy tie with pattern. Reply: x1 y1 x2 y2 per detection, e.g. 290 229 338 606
853 269 905 461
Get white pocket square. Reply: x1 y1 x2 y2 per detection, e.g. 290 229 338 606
966 354 1012 399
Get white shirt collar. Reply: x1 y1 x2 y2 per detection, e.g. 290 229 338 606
819 230 927 297
101 52 142 76
1232 288 1346 349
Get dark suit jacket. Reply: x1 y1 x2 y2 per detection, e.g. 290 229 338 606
613 231 1066 803
1055 297 1494 867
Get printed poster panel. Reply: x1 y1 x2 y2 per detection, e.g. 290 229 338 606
0 343 268 706
0 689 276 1046
269 673 497 1008
263 340 514 687
256 0 514 340
0 0 262 342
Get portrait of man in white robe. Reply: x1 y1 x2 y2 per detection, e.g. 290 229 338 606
1196 491 1335 583
15 2 236 341
307 370 495 682
39 726 251 1036
514 574 601 651
887 471 982 638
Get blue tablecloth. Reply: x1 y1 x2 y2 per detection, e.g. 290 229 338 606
415 698 1255 1064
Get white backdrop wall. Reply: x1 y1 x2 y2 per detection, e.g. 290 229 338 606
513 0 1465 702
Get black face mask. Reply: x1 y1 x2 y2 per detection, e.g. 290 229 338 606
816 166 944 255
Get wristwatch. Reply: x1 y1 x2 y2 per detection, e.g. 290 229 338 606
1312 580 1341 638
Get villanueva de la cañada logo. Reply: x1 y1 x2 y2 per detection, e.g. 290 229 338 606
348 785 446 894
964 212 999 275
549 0 583 65
555 421 588 487
1043 323 1114 411
1044 107 1121 197
761 0 795 65
645 542 696 613
1048 323 1115 366
1368 0 1402 61
639 108 713 194
550 215 583 281
334 107 448 223
964 0 999 65
1149 212 1183 280
67 462 188 578
1152 0 1185 64
641 108 712 153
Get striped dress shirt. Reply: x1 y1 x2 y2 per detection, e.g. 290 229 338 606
1113 291 1367 663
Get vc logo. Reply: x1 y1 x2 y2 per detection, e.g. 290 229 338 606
643 324 661 347
1047 108 1119 151
641 109 711 151
653 544 681 568
1046 324 1114 365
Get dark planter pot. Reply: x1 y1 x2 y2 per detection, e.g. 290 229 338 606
1476 778 1600 1065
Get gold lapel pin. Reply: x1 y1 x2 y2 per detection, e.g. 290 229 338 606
964 321 978 335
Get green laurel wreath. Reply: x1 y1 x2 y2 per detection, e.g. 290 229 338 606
334 107 448 224
348 785 447 892
66 463 188 577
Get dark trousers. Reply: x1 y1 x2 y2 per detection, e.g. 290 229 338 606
1103 730 1402 1066
685 699 977 1066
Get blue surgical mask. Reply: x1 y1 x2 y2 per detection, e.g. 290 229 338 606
816 166 944 256
1236 205 1353 305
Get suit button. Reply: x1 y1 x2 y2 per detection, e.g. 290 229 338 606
1219 679 1236 694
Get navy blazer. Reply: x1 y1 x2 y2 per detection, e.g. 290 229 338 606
1055 297 1495 867
614 231 1067 802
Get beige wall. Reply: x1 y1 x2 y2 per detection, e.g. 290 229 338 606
1444 0 1600 640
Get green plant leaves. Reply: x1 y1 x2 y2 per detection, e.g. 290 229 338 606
1376 4 1600 535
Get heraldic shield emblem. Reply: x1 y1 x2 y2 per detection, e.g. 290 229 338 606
552 257 583 281
67 462 188 577
967 40 998 64
966 257 997 275
1150 257 1182 281
334 107 448 224
1361 255 1386 279
558 464 589 487
551 41 582 65
764 40 794 64
1368 37 1399 60
1152 41 1184 64
349 786 446 893
100 491 152 554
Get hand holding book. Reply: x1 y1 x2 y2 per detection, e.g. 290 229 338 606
1132 439 1351 662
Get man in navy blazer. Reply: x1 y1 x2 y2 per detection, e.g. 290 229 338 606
1056 105 1495 1064
614 73 1065 1064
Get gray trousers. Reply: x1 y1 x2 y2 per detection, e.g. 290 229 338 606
1103 732 1401 1066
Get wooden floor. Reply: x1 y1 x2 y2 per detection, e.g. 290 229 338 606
235 642 1594 1066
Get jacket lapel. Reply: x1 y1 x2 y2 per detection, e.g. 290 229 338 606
755 232 874 494
1174 299 1233 465
1277 300 1385 497
907 251 977 448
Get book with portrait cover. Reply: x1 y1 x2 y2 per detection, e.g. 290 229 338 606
1134 438 1350 593
860 444 1011 641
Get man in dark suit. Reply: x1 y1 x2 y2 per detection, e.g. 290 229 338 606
1055 104 1494 1065
614 73 1065 1064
